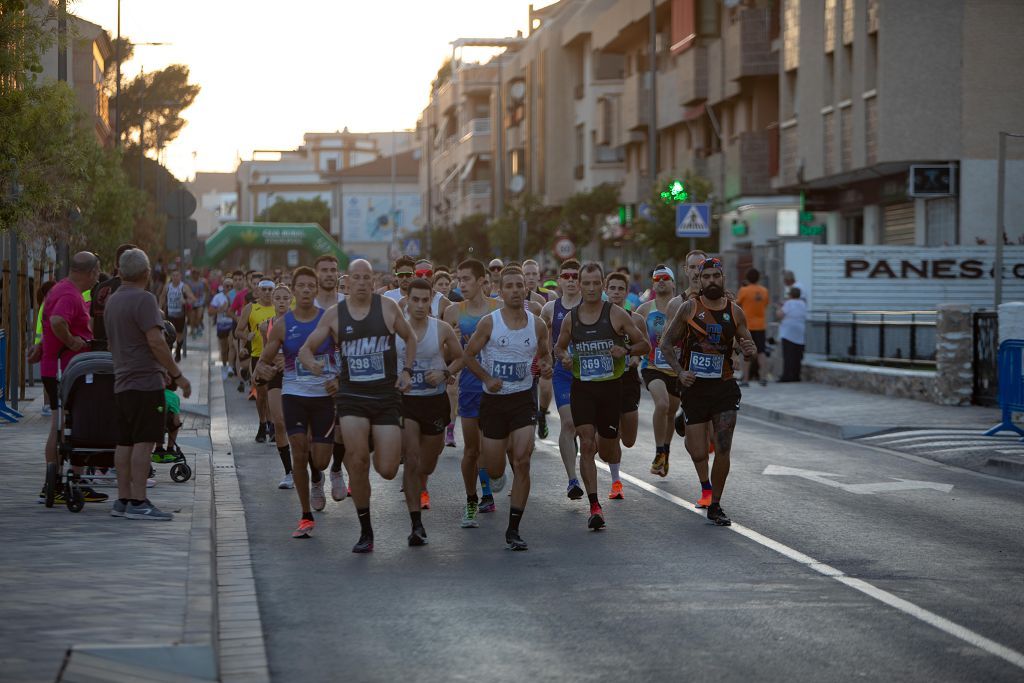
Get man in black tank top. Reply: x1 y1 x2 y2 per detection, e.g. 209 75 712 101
299 259 416 553
660 257 757 527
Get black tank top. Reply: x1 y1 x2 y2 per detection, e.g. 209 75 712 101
570 302 626 382
336 294 397 395
681 300 737 382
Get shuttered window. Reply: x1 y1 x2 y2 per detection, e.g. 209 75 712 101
883 202 916 245
926 197 957 246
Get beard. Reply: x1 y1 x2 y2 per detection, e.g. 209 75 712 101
702 284 724 300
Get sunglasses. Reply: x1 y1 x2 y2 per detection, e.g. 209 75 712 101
559 272 579 281
652 274 673 282
395 271 414 277
415 269 433 278
489 266 503 273
259 287 274 292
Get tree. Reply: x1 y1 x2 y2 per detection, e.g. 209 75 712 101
258 197 331 233
560 182 620 249
488 193 560 259
113 64 200 152
634 170 716 261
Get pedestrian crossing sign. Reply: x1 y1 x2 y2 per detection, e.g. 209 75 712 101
675 203 711 238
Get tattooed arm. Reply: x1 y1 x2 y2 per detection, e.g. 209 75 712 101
660 298 696 387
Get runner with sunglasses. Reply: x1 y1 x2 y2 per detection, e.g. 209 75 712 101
382 256 417 302
540 259 584 501
658 257 756 526
399 259 450 318
238 279 278 444
312 254 350 502
636 266 684 478
487 259 504 298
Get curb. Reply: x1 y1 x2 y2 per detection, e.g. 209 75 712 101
741 402 889 440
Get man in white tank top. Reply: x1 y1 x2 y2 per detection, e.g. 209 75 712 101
463 265 553 551
396 278 464 546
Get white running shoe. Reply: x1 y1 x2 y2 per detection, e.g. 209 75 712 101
490 473 506 493
278 473 294 489
330 469 347 501
41 404 52 417
310 478 326 511
146 478 156 488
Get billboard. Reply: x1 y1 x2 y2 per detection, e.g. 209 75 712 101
342 193 422 244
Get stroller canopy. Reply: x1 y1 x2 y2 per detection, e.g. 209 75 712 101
60 352 115 407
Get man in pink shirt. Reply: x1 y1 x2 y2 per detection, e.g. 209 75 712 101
38 252 106 504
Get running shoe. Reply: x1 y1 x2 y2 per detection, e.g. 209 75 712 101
674 411 686 437
292 518 315 538
330 469 347 501
490 473 506 493
707 502 732 526
444 423 456 448
38 488 66 504
237 380 245 393
609 481 624 500
505 530 528 551
588 502 606 530
696 489 713 509
278 473 294 490
174 349 181 362
255 423 267 443
460 501 480 528
420 490 431 510
408 525 428 546
352 533 374 553
566 478 584 500
248 387 257 401
125 499 173 521
739 381 750 387
650 453 668 477
110 499 127 517
759 379 768 387
41 404 52 417
266 422 276 441
478 494 496 513
146 478 156 488
537 414 549 439
151 448 178 464
79 486 109 503
310 478 326 511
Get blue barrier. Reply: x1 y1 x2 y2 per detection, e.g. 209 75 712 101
0 329 24 424
984 339 1024 440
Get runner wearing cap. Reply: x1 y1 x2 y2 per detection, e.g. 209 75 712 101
237 280 278 443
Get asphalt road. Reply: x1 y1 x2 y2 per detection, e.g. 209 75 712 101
225 383 1024 682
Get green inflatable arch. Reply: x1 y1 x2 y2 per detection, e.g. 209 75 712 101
198 223 348 269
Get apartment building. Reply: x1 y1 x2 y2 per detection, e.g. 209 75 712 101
777 0 1024 247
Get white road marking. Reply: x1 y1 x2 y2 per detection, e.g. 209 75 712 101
762 464 953 494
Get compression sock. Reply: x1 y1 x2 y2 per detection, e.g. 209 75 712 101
302 512 314 522
356 507 372 537
410 510 422 528
479 469 492 497
277 445 292 474
609 463 621 482
331 443 345 472
508 506 524 533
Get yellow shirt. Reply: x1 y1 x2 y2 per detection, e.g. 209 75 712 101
248 303 276 357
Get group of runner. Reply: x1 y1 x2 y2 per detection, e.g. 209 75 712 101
220 249 757 552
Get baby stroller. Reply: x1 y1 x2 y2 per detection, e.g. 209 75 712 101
154 319 193 483
46 352 118 512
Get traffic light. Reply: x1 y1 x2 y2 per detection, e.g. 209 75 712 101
659 179 689 205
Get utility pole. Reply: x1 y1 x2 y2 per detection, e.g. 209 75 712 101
390 129 397 259
647 0 658 196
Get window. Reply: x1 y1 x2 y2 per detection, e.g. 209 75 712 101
842 213 863 244
866 32 878 91
575 124 585 169
926 197 958 246
824 0 837 53
783 0 800 71
840 45 852 101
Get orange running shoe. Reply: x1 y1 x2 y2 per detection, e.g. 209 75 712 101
696 489 713 509
292 518 315 538
708 438 715 455
608 481 624 500
420 490 431 510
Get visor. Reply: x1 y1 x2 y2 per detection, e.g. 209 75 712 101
652 267 675 281
258 279 276 288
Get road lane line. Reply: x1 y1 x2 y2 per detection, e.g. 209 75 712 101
532 437 1024 671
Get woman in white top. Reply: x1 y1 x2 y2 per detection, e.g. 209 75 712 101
778 286 808 382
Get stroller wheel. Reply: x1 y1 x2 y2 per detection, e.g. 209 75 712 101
44 463 58 508
170 463 192 483
66 485 85 513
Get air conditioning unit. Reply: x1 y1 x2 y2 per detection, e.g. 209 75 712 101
909 164 956 197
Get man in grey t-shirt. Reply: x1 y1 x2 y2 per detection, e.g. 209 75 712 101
105 249 192 521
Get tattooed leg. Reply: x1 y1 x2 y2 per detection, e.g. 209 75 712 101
709 410 737 502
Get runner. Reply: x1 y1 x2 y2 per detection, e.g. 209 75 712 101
604 270 647 499
397 278 464 545
555 262 648 530
185 269 208 338
540 259 584 500
382 256 416 301
237 279 277 443
522 259 551 307
159 268 195 362
263 285 293 488
659 257 757 525
523 259 553 438
636 265 683 478
442 259 501 526
433 270 460 447
231 270 262 392
210 276 236 381
255 267 340 538
463 265 552 550
299 259 415 553
486 259 504 298
312 254 348 498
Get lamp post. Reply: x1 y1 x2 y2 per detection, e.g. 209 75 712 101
994 132 1024 308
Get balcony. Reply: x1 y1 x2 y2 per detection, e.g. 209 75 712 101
464 179 492 198
459 118 492 160
436 81 455 113
724 7 776 82
677 45 708 106
724 130 774 198
621 73 649 134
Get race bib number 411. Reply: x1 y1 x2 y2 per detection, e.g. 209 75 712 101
492 360 528 382
689 351 723 379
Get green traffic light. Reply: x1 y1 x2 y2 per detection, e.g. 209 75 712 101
659 179 689 205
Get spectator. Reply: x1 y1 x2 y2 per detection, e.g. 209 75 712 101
778 287 808 382
736 268 770 386
38 251 107 504
105 248 191 520
782 270 805 300
30 281 57 414
89 243 138 350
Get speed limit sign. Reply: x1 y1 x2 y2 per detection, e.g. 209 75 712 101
553 237 576 260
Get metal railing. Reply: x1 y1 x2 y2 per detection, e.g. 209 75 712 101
806 310 937 366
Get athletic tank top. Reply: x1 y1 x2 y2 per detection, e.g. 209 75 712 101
640 302 677 375
166 282 185 317
681 300 737 382
550 298 573 349
188 278 206 305
248 303 276 356
570 302 626 382
282 309 333 397
456 299 500 391
397 317 446 397
430 291 444 317
480 310 537 395
336 294 397 395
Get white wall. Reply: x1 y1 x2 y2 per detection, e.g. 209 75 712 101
959 158 1024 245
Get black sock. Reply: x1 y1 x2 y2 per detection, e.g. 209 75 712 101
357 507 372 536
277 446 292 474
118 498 129 505
701 479 712 491
467 493 479 504
302 512 314 521
656 445 667 455
587 493 598 505
130 499 144 506
508 506 523 533
663 443 670 455
410 510 422 528
331 443 345 472
310 467 322 484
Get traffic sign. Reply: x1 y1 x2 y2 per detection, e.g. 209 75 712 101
403 238 421 258
553 237 576 260
675 203 711 238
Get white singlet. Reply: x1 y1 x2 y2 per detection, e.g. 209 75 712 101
479 309 537 395
397 317 447 397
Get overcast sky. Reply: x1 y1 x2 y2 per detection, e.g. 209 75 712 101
72 0 542 179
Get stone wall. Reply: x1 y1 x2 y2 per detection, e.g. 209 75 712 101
802 358 936 402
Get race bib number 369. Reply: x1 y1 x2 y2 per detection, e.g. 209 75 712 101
689 351 723 379
580 354 613 381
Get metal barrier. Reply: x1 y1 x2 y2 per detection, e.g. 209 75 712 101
0 330 24 423
806 310 937 366
984 340 1024 439
973 312 999 406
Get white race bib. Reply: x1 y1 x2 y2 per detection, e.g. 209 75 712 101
689 351 723 379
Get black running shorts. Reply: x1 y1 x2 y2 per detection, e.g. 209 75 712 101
679 379 741 426
282 394 336 442
335 391 402 427
479 390 537 440
42 376 59 410
114 389 166 446
641 368 680 398
620 367 641 413
402 393 451 436
570 378 622 439
168 315 186 334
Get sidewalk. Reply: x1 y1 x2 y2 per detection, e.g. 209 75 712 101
0 328 216 683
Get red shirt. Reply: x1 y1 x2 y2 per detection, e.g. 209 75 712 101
231 288 249 315
41 278 93 377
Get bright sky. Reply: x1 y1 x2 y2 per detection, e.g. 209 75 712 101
72 0 542 180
